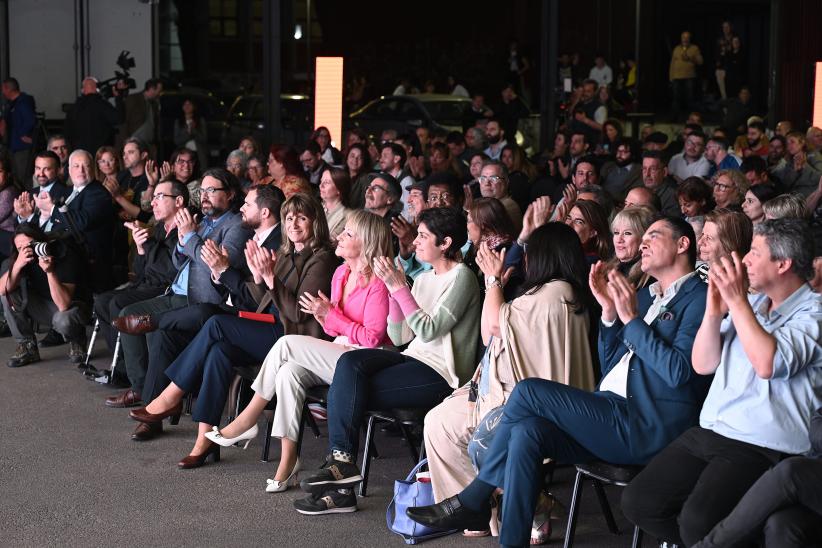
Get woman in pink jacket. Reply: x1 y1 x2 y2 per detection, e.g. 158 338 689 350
206 209 393 492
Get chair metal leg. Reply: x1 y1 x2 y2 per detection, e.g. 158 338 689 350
261 416 274 462
109 333 121 375
183 393 193 416
592 479 620 534
226 376 243 423
631 525 643 548
562 470 585 548
296 401 308 454
358 414 377 497
418 438 426 461
82 319 100 370
397 423 420 464
306 407 320 438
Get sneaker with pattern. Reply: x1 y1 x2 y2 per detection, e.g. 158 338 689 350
293 489 357 515
299 455 362 495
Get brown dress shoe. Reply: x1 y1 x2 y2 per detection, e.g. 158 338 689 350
132 421 163 441
105 389 143 408
178 444 220 469
111 314 157 335
129 402 183 425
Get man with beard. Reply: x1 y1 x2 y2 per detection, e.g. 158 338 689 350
103 138 152 223
112 185 281 439
108 169 251 438
642 151 680 217
13 151 71 227
483 118 508 161
569 79 607 145
600 140 642 201
47 135 71 182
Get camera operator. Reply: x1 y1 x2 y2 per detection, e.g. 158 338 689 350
39 149 116 292
64 77 123 156
0 224 91 367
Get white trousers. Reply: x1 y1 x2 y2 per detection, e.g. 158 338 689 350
251 335 349 442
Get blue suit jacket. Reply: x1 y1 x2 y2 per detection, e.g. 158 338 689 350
598 275 711 463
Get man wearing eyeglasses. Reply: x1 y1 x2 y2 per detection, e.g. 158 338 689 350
108 169 252 438
478 161 522 232
95 180 190 393
669 131 712 183
642 151 681 217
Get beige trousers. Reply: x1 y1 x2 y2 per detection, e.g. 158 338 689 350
424 388 477 502
251 335 349 442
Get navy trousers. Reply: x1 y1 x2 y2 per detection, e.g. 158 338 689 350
474 378 636 547
327 349 452 458
165 314 280 425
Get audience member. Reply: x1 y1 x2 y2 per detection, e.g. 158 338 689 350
712 169 748 210
734 120 769 159
120 79 162 153
499 144 536 211
696 209 753 281
589 54 613 87
608 206 656 288
623 218 821 547
483 119 507 162
267 144 311 199
320 167 351 238
773 131 821 197
300 140 329 186
564 199 613 265
624 186 661 211
293 207 481 515
1 77 37 188
669 32 704 121
742 184 779 225
641 152 680 216
705 136 740 178
600 140 642 201
478 162 522 232
205 210 390 484
0 155 21 262
762 193 809 221
47 134 70 181
669 131 710 182
677 176 714 219
408 216 710 547
312 126 343 165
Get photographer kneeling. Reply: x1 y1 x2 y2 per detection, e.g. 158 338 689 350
0 224 91 367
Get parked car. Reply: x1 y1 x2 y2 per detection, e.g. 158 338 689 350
159 87 233 167
221 93 312 155
347 93 541 155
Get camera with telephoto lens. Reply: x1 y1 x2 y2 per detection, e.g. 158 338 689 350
98 51 137 99
29 240 66 259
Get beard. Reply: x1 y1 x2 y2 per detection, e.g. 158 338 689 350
487 134 501 145
201 202 225 218
241 216 261 230
616 156 633 167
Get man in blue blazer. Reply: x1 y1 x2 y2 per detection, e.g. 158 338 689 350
407 216 710 547
110 169 252 426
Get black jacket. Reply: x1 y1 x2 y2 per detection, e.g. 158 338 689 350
65 93 122 153
216 224 282 311
132 223 179 288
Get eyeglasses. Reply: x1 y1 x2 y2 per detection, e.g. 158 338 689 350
478 175 505 184
175 159 195 166
366 184 388 193
200 187 227 195
150 192 180 201
428 192 453 204
714 182 736 192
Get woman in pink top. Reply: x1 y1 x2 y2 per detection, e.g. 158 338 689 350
206 210 393 493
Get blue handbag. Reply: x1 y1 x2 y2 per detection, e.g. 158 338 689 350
386 458 458 544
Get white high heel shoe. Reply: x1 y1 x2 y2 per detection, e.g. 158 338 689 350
265 458 301 493
204 424 259 448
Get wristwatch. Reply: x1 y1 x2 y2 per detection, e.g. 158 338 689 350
486 275 502 289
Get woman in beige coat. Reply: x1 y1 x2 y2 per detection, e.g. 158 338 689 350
423 212 596 541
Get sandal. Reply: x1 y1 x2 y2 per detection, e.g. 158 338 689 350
530 491 560 545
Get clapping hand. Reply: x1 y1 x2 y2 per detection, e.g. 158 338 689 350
145 159 160 187
298 290 332 325
589 261 616 322
124 221 151 255
463 183 474 212
606 269 639 325
476 241 514 287
373 256 407 292
520 196 553 242
103 176 121 198
13 192 35 219
200 240 230 277
246 242 277 289
708 252 748 309
175 208 197 239
160 161 172 180
390 216 417 248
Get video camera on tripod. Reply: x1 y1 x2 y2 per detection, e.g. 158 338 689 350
97 51 137 99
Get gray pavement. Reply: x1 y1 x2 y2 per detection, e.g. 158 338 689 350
0 334 647 547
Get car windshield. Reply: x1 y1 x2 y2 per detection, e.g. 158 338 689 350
420 101 469 127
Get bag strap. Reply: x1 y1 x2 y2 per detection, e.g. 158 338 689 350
386 458 429 534
405 458 428 481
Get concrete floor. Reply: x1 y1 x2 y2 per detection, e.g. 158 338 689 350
0 334 648 548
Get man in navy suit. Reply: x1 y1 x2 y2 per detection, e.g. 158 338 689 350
12 151 71 229
407 216 710 547
39 149 117 292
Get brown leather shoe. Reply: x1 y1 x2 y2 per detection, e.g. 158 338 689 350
105 389 143 408
178 444 220 469
112 314 157 335
131 421 162 441
129 402 183 425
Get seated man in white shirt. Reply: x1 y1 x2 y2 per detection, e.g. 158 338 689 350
668 131 711 183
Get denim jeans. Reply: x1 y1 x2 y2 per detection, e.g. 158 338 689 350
326 348 451 458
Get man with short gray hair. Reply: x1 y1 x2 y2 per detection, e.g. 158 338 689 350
623 217 822 547
478 161 522 232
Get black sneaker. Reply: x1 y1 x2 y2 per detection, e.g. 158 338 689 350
300 457 363 494
293 489 357 515
39 328 67 347
7 340 41 368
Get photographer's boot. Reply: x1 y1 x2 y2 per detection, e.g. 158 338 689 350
7 340 41 368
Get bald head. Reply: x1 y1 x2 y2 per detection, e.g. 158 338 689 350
82 77 98 95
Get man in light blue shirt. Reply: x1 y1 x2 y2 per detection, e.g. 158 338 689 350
623 218 822 547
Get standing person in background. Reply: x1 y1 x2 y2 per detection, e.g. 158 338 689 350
65 77 122 156
173 99 208 171
669 32 704 122
121 79 163 156
589 54 613 88
0 156 21 263
1 78 37 189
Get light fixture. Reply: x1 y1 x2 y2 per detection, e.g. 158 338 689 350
294 24 302 40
